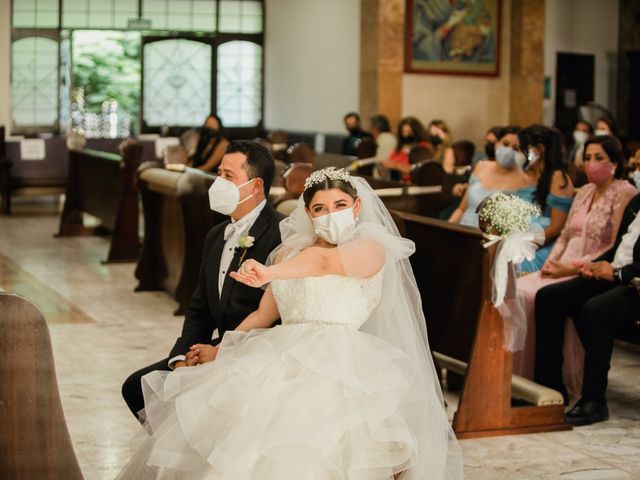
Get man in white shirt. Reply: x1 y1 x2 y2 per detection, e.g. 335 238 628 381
535 193 640 426
122 140 284 421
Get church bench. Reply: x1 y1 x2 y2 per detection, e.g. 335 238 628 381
56 140 143 263
135 166 226 315
0 292 84 479
1 133 68 214
0 134 158 215
390 210 570 439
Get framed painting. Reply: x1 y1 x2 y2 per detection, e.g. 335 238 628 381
405 0 501 76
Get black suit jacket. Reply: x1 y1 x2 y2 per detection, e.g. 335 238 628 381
595 193 640 285
169 204 284 358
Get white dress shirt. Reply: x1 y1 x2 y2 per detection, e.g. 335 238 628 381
218 199 266 296
612 210 640 268
168 199 267 368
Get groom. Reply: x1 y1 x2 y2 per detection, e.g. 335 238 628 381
122 140 284 420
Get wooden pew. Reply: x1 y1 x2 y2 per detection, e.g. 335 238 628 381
135 166 226 315
57 140 143 263
391 211 570 439
1 135 68 214
0 292 83 479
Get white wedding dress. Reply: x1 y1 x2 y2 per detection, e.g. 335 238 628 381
117 269 458 479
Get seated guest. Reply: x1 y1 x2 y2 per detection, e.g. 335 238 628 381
189 114 230 172
369 114 396 179
568 120 593 188
381 116 431 182
342 112 372 156
442 139 475 175
595 116 617 137
439 140 475 219
518 125 574 272
448 126 535 227
428 119 452 164
483 125 504 160
515 136 638 386
535 192 640 424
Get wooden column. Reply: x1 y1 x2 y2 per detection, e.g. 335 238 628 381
360 0 404 129
509 0 545 126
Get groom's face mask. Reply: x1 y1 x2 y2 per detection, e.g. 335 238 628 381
208 176 256 215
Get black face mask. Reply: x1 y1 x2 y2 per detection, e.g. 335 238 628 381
430 135 442 146
400 135 416 145
485 142 495 159
347 127 360 136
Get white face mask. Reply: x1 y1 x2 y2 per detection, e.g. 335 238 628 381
594 129 610 137
573 130 589 145
525 148 540 170
633 171 640 187
208 176 255 215
311 207 356 244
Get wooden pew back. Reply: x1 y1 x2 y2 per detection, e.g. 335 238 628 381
57 140 143 262
391 211 570 438
135 167 227 314
391 212 486 363
0 292 83 479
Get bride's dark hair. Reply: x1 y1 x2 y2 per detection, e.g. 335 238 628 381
302 179 358 207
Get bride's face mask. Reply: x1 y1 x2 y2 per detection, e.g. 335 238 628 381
306 189 361 244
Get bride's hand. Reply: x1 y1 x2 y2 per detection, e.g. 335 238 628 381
230 259 272 288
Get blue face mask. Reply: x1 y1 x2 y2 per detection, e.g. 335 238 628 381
495 146 517 169
633 171 640 188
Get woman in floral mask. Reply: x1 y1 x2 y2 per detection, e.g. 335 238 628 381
515 135 638 399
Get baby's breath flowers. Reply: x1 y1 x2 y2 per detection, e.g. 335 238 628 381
477 192 541 237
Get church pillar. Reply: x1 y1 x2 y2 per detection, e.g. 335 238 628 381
509 0 545 126
360 0 404 129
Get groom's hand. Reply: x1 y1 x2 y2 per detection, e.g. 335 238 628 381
188 344 220 365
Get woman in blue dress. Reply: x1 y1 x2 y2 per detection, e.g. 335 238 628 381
448 125 536 226
518 125 574 272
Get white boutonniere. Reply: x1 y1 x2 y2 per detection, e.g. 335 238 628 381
237 234 255 265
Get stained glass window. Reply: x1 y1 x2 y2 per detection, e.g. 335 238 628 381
142 0 217 32
219 0 262 34
143 39 212 126
217 40 262 127
11 37 59 127
62 0 139 29
12 0 59 29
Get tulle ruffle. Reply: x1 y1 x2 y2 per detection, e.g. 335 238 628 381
117 324 453 479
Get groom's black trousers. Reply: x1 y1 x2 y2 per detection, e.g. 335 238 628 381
122 359 171 420
535 277 640 403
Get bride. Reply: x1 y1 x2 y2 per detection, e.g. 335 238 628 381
117 167 462 479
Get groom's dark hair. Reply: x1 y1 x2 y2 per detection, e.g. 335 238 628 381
226 140 275 196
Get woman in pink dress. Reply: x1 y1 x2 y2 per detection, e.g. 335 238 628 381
515 136 637 400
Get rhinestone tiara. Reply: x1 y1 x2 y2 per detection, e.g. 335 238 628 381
303 167 355 191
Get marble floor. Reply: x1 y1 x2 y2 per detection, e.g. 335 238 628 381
1 199 640 480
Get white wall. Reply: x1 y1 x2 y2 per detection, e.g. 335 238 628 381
0 0 11 132
543 0 619 125
264 0 360 134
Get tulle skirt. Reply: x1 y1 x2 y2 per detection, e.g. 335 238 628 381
117 324 461 479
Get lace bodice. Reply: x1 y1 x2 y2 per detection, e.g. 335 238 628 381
270 270 383 329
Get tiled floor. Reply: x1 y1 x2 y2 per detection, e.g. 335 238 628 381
1 200 639 479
